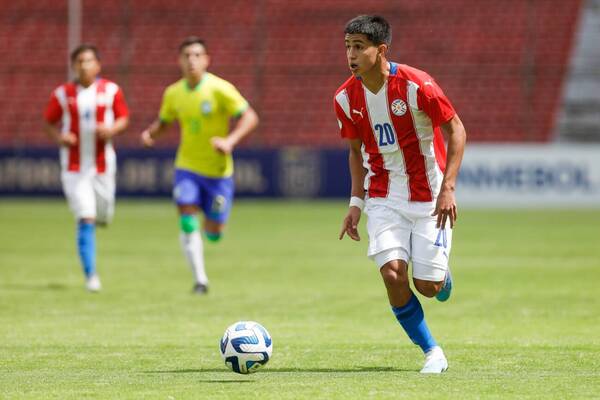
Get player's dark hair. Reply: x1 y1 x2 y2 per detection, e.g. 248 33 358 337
70 43 100 63
179 36 207 53
344 15 391 46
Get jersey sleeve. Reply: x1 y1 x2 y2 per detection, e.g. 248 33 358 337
218 81 249 117
158 86 177 123
333 95 359 139
418 79 456 126
44 91 62 124
112 87 129 119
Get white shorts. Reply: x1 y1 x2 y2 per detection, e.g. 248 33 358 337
61 170 116 223
366 204 452 282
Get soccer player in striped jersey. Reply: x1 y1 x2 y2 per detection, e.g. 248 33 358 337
141 37 259 294
335 15 467 373
43 44 130 292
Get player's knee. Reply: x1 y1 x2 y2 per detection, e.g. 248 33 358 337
204 219 225 242
380 264 409 287
204 231 222 242
180 214 199 233
414 279 443 298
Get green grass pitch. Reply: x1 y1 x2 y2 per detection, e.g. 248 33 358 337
1 199 599 399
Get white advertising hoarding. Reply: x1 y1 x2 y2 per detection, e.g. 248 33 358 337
456 144 600 207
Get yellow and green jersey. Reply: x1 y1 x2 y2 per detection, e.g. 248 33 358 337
159 73 249 177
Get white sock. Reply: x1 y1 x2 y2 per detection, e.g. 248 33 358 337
179 231 208 285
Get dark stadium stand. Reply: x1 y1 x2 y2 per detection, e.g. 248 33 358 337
0 0 582 148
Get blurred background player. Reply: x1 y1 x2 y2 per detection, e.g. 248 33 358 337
141 37 259 294
43 44 130 292
336 15 467 373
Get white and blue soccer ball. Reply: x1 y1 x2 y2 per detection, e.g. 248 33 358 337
220 321 273 374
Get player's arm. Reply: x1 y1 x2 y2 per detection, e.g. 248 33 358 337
142 86 176 147
97 87 130 141
339 138 365 241
96 116 129 141
140 118 172 148
211 106 259 154
43 121 77 147
434 114 466 229
348 138 366 200
43 92 76 146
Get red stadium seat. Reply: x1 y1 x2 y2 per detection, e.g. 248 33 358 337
2 0 582 148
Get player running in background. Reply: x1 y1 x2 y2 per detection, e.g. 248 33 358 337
335 15 466 373
141 37 259 295
43 44 129 292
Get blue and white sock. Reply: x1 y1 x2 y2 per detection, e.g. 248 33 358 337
392 293 437 353
77 221 96 278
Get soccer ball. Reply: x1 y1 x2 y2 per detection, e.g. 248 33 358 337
219 321 273 374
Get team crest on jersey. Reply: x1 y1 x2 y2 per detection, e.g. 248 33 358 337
391 99 407 116
201 101 212 115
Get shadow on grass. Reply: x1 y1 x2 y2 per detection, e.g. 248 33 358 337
0 283 68 291
145 366 412 374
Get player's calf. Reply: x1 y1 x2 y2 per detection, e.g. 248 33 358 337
203 219 225 243
204 231 222 242
413 278 444 298
178 212 209 292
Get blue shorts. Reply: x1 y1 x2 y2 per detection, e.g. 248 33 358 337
173 169 234 224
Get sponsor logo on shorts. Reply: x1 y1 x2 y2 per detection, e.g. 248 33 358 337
211 195 227 214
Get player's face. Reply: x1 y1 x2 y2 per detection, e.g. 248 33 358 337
72 50 100 86
345 34 384 77
179 43 210 78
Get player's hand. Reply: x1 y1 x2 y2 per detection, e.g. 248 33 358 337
432 186 457 229
140 129 155 148
210 137 234 154
58 133 77 147
96 124 115 141
339 206 361 241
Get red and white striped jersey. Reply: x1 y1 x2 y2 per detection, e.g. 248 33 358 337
44 78 129 174
334 62 455 208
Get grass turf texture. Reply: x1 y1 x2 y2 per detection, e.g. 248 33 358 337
1 199 599 399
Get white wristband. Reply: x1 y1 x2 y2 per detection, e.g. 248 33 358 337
349 196 365 211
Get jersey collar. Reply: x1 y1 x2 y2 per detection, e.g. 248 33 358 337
185 73 208 92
